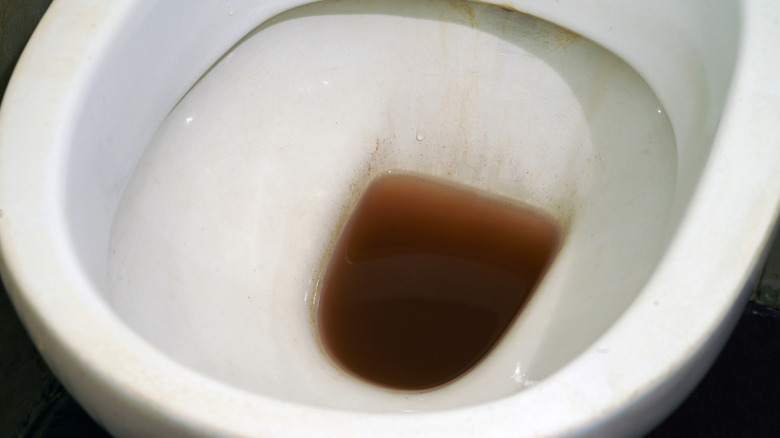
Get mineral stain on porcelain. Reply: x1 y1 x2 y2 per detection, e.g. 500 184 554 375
104 0 677 411
317 172 560 390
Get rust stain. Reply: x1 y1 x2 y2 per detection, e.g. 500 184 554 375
486 2 581 50
448 0 477 27
490 2 523 14
554 30 580 50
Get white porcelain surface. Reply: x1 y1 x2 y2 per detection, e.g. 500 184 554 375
0 0 778 437
107 0 677 411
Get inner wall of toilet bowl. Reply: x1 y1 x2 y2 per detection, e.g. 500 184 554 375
105 0 676 411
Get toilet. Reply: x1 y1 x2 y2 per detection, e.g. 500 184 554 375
0 0 778 436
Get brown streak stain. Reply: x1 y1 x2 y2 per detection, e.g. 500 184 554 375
484 2 527 16
448 0 477 27
485 2 581 49
310 135 393 337
553 30 580 50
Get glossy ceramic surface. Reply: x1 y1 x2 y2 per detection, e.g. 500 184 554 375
0 0 778 436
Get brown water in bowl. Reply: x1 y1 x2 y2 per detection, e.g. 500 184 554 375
317 172 560 390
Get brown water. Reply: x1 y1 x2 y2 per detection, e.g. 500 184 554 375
317 172 560 390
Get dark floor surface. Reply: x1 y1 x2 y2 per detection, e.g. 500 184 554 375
646 302 780 437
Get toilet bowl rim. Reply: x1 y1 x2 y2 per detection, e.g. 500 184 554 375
0 0 779 436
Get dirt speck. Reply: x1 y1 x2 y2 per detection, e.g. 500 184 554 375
554 30 580 49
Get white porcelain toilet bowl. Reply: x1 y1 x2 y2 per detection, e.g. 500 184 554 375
1 0 779 436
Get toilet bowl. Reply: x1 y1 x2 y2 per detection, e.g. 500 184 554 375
1 0 778 436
